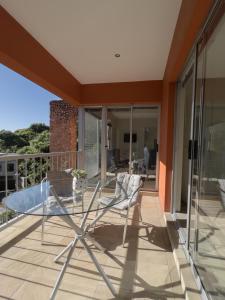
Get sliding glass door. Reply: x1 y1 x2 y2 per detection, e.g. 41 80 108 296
78 108 102 185
189 43 204 254
189 12 225 299
132 107 159 190
79 105 160 190
105 107 131 182
173 4 225 299
173 60 195 240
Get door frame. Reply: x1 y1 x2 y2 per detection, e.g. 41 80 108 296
171 53 197 244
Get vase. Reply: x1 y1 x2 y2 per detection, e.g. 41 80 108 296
72 177 87 206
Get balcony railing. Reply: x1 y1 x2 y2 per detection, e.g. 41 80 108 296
0 151 76 226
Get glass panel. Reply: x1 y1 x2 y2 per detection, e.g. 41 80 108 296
191 14 225 299
84 108 101 184
132 106 159 190
106 108 131 184
173 66 194 238
189 45 204 253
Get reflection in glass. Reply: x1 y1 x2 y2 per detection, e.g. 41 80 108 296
132 107 159 190
173 65 194 238
189 46 204 253
84 108 101 183
190 14 225 299
106 108 131 182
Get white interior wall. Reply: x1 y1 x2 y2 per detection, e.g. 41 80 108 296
110 117 157 161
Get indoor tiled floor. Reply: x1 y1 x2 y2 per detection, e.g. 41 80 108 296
0 193 184 299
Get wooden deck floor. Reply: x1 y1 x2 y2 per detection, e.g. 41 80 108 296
0 193 184 300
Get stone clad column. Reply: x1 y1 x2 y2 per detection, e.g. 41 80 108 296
50 100 78 169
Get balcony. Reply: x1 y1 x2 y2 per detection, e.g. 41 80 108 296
0 1 223 299
0 152 185 299
0 195 185 299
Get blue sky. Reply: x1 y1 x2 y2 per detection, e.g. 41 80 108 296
0 64 60 131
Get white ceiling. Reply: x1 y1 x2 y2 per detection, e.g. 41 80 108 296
1 0 181 84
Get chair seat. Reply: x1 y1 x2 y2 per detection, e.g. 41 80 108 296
99 196 129 210
95 173 142 247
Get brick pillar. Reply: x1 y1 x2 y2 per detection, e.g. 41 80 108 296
50 100 78 169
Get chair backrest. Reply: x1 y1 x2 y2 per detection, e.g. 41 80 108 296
115 172 130 200
114 173 141 207
46 171 73 197
127 174 142 206
218 179 225 207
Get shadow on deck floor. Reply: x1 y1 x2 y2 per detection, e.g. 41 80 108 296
0 193 184 299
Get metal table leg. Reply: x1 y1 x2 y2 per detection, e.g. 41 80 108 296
50 237 79 300
49 182 116 299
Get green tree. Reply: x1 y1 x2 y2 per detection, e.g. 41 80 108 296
29 123 49 133
0 139 5 152
0 123 49 154
0 130 28 152
15 128 35 143
16 145 37 154
30 130 50 153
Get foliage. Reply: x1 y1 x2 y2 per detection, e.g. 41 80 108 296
0 130 28 152
15 128 35 143
0 209 16 224
0 124 50 220
16 145 37 154
71 169 87 179
0 123 49 154
30 130 50 153
29 123 49 133
0 139 5 150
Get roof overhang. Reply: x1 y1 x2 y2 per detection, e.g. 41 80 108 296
0 1 214 106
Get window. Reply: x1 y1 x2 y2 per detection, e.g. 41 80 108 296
7 163 15 173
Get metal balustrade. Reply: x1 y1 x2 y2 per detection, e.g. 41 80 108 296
0 151 77 227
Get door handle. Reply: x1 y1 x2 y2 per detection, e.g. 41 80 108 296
188 140 192 160
188 140 198 160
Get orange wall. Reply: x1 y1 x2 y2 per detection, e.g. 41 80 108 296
0 6 162 107
81 81 162 105
0 6 81 105
159 82 176 211
0 1 216 212
159 0 214 211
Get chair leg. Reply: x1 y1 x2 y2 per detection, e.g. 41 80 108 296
122 208 129 247
82 194 84 212
41 215 47 244
92 187 102 231
93 203 100 232
73 198 75 215
138 203 143 223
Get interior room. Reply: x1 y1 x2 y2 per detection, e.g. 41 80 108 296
106 107 159 190
82 106 159 190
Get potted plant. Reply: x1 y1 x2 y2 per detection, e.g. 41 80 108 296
71 169 87 191
71 169 87 179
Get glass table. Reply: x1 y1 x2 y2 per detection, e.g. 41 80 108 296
4 179 122 300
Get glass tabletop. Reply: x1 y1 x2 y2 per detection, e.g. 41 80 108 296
4 178 123 216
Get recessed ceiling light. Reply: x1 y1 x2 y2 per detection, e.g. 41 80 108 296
114 53 120 58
